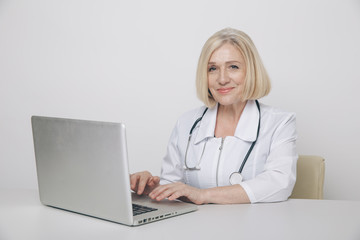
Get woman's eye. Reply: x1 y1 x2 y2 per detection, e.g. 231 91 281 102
208 66 216 72
230 65 239 69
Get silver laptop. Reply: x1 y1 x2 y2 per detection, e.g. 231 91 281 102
31 116 197 226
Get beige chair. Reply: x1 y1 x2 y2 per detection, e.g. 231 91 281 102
290 155 325 199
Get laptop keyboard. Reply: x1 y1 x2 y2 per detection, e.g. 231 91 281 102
132 204 158 216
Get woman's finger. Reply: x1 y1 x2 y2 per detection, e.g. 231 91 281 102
148 176 160 188
137 175 151 195
152 176 160 184
130 174 140 191
150 183 183 201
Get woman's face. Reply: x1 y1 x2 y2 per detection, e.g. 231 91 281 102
207 43 246 107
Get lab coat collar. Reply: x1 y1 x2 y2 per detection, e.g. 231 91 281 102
194 100 260 144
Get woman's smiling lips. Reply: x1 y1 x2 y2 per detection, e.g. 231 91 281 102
217 87 234 94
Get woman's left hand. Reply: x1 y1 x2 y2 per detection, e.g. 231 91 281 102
149 182 206 205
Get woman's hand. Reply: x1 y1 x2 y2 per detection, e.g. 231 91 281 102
130 171 160 195
149 182 206 205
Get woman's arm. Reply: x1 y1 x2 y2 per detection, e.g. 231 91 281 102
149 183 250 204
240 113 298 203
203 184 250 204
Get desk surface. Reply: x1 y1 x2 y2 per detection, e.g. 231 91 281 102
1 189 360 240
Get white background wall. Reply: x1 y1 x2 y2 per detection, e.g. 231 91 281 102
1 0 359 201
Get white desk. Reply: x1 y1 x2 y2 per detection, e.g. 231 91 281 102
1 189 360 240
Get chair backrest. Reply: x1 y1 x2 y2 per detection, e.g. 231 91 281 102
290 155 325 199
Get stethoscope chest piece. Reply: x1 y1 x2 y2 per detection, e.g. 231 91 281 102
229 172 243 185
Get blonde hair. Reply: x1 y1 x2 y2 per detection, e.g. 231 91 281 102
196 28 271 108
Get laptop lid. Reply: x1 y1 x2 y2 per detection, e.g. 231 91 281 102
31 116 197 226
31 116 134 225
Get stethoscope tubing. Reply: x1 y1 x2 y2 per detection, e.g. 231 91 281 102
238 100 261 173
184 100 261 180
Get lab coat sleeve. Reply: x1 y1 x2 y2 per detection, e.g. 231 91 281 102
240 113 298 203
160 120 185 185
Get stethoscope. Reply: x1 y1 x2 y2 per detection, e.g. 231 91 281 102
184 100 261 185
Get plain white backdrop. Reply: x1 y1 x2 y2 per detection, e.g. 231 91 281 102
1 0 359 200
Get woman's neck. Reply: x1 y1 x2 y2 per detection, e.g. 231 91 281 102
215 101 247 138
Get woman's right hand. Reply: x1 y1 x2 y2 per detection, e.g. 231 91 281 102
130 171 160 195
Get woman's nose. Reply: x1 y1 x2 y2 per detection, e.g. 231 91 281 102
217 69 230 85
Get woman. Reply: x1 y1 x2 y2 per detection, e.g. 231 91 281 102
130 28 297 204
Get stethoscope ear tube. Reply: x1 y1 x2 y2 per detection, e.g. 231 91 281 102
184 134 201 170
184 108 209 170
189 108 208 135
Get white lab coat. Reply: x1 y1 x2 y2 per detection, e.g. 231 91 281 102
160 100 298 203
